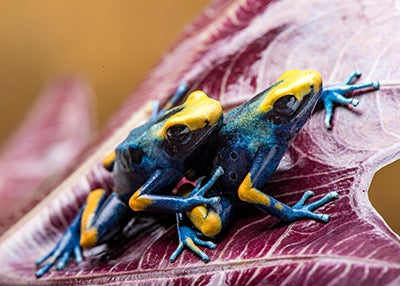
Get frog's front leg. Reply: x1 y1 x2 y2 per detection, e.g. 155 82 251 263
129 167 223 213
321 71 379 129
238 147 338 223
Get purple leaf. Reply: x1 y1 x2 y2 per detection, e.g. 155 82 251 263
0 78 94 235
1 0 400 285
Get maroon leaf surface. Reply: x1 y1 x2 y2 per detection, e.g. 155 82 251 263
1 0 400 285
0 78 94 235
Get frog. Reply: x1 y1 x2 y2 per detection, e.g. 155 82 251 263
35 83 225 277
168 69 380 261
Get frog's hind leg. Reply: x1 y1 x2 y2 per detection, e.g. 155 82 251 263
237 146 338 223
80 192 134 249
239 174 338 223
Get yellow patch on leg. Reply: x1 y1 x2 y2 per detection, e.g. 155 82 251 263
80 227 99 249
129 188 153 211
187 205 222 237
81 189 106 234
238 173 271 206
275 202 284 211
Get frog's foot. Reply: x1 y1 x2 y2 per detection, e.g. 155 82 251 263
35 228 82 278
193 166 224 197
169 225 216 262
291 190 339 223
345 70 361 84
322 91 360 129
372 81 380 89
184 167 223 207
321 71 380 129
185 189 221 209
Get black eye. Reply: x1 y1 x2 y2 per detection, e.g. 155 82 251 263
273 95 299 116
271 114 283 125
166 124 192 145
127 146 143 165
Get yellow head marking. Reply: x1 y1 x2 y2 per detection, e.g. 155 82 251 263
159 91 222 138
238 173 271 206
259 69 322 113
129 188 153 211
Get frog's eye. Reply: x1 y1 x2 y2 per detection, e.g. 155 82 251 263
166 124 192 145
266 95 300 125
273 95 300 116
127 146 144 165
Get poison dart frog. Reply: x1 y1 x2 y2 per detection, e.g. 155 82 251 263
35 84 225 277
168 70 379 261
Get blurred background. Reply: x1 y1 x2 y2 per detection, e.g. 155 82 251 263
0 1 397 234
0 1 209 143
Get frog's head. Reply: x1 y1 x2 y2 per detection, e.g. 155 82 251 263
159 90 223 156
260 69 322 141
115 91 223 172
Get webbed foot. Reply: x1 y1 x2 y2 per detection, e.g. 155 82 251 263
35 227 82 278
321 71 379 129
185 167 223 207
291 190 339 223
169 225 216 262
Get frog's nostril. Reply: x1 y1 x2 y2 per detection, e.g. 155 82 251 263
127 146 144 165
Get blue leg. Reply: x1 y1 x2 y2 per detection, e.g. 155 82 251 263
150 100 160 120
189 167 224 200
238 147 339 224
150 82 189 120
35 208 83 278
242 186 339 223
166 82 189 108
160 82 189 112
129 167 223 213
36 191 133 277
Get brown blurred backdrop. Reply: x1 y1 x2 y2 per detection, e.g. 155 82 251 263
0 1 209 143
0 1 398 234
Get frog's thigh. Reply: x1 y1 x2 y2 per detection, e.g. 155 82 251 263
238 173 271 205
238 173 286 213
80 188 107 248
